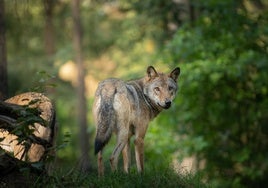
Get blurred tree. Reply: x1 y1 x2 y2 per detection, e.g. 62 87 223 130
43 0 56 57
124 0 195 43
0 0 7 100
71 0 90 172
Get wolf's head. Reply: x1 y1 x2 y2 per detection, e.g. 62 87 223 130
143 66 180 110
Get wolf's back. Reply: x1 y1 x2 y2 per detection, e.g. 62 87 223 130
94 80 117 155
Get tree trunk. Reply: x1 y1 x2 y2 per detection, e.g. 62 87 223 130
43 0 56 95
71 0 90 172
43 0 55 56
0 0 8 100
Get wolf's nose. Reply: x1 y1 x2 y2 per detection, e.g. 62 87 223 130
165 101 171 108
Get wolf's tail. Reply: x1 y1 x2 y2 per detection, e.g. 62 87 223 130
94 97 116 155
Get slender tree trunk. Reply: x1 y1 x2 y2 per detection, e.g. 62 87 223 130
188 0 200 25
71 0 90 172
0 0 8 100
43 0 55 57
43 0 56 95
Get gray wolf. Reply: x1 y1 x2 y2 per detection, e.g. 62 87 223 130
93 66 180 176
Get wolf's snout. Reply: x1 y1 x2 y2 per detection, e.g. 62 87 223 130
165 100 171 109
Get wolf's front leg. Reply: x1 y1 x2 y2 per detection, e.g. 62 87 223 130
134 137 144 172
97 151 104 176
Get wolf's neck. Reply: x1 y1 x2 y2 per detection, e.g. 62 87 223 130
128 79 161 119
143 93 161 118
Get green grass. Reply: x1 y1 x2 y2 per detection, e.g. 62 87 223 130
41 167 206 188
1 161 206 187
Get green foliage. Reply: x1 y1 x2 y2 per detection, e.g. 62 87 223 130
126 0 185 42
161 0 268 186
144 113 180 169
11 102 45 145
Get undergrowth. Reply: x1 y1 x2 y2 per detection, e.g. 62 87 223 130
38 167 206 188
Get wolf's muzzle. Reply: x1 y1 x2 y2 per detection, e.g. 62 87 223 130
165 101 171 108
164 101 171 109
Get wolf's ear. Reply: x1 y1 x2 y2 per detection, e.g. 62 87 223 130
147 66 158 80
169 67 180 82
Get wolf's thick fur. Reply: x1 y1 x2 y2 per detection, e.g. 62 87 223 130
93 66 180 176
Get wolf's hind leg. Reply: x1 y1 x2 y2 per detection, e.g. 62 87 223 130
122 138 131 173
110 132 128 172
98 151 104 176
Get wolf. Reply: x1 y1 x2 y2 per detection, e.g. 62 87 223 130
93 66 180 176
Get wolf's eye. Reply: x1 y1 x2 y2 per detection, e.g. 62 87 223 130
168 86 173 91
154 87 160 93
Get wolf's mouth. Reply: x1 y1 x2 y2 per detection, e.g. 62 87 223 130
158 103 171 109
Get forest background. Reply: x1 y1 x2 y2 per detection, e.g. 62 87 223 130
0 0 268 187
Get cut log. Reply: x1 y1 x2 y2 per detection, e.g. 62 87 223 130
0 92 57 176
